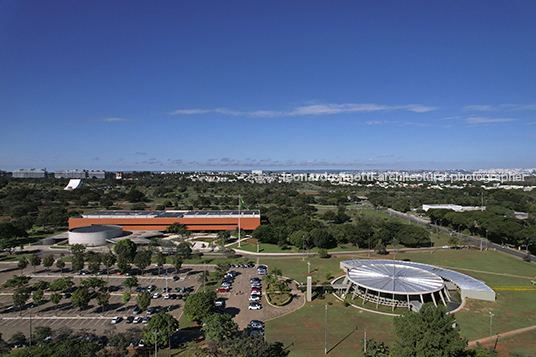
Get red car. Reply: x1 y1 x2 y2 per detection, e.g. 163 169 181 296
218 286 229 292
250 288 261 293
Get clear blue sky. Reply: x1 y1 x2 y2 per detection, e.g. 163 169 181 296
1 0 535 172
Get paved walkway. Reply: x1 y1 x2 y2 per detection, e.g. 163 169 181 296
468 324 536 347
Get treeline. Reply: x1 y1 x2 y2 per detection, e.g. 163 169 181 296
252 206 431 250
428 208 536 251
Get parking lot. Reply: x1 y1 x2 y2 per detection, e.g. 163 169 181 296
215 264 305 333
0 262 211 340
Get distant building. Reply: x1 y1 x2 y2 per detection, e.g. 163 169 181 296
422 204 484 212
0 170 6 177
69 210 261 232
12 168 48 178
55 170 106 179
115 172 123 180
64 179 83 190
252 170 263 175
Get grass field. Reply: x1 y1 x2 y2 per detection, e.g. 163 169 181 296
258 249 536 356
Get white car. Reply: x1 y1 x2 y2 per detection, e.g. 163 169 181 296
164 293 170 299
111 316 122 324
152 293 161 299
248 302 262 310
133 316 142 324
250 290 261 296
249 295 261 301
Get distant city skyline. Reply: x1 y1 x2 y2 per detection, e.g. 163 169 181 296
1 1 535 171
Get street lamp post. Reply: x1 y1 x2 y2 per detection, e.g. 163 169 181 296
153 330 159 357
324 304 327 355
307 261 311 274
368 233 371 257
486 230 488 250
203 262 206 293
489 312 494 349
526 243 533 253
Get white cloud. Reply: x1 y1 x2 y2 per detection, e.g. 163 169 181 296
101 117 131 122
465 117 518 125
169 103 437 118
463 104 536 112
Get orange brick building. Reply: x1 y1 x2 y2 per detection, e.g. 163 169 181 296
69 210 261 232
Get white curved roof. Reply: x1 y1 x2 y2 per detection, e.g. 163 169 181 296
342 259 495 295
347 262 445 294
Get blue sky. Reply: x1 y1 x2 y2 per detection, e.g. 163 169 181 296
1 0 535 172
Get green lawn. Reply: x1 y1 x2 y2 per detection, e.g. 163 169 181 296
258 249 536 355
266 294 394 357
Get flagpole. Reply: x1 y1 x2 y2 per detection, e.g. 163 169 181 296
238 195 241 248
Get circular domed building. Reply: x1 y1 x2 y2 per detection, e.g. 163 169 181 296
68 225 123 246
334 259 495 312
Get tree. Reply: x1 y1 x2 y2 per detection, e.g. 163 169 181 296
12 286 30 316
173 256 183 273
70 243 86 256
122 276 138 292
17 257 28 275
72 254 85 272
56 258 65 274
8 332 27 347
71 287 91 311
102 252 116 276
156 251 166 275
125 188 146 203
392 304 467 357
32 288 44 313
142 311 179 348
0 333 10 356
183 291 216 323
96 292 110 314
202 313 238 342
42 255 54 272
31 326 53 345
32 280 49 291
86 252 102 273
117 255 131 274
114 239 137 262
134 250 152 273
0 222 28 254
50 292 61 313
29 253 41 272
49 277 74 292
176 242 192 259
122 291 131 310
363 338 390 357
2 275 31 288
217 230 231 245
80 277 107 290
137 291 152 311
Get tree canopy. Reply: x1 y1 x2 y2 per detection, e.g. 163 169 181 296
142 312 179 347
183 291 216 323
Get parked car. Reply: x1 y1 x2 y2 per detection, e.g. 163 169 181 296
215 299 226 307
133 316 142 323
148 285 156 292
152 293 161 299
142 316 150 323
250 290 261 296
249 295 261 301
164 293 171 299
125 316 134 323
173 276 180 281
147 307 156 315
111 316 122 324
248 320 264 329
133 306 142 314
218 286 230 293
249 328 264 336
248 302 262 310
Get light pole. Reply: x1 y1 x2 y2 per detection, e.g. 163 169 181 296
489 312 494 349
203 262 206 293
526 243 533 254
307 261 311 274
324 304 327 355
153 330 159 357
368 233 371 257
364 328 367 354
486 230 488 250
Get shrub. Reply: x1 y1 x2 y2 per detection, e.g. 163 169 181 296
318 248 330 259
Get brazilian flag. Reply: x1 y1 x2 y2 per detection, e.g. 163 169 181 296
239 196 249 210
